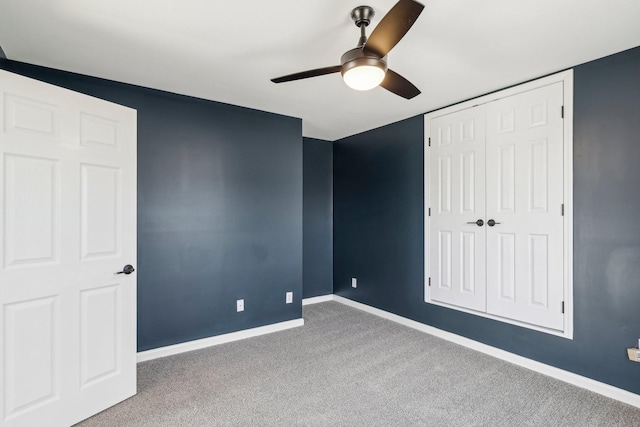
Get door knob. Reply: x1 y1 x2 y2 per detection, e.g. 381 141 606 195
487 219 501 227
466 219 484 226
116 264 135 275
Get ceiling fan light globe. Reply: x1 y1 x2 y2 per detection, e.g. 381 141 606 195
343 65 386 91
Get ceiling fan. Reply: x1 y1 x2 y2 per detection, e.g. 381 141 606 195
271 0 425 99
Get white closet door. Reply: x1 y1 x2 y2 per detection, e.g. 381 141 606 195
0 70 137 427
485 82 564 330
429 106 486 312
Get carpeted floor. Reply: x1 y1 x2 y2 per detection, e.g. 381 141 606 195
76 301 640 426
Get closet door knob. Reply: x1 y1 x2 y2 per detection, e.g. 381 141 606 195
116 264 135 275
466 219 484 226
487 219 501 227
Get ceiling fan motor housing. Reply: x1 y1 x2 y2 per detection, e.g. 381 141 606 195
340 48 388 76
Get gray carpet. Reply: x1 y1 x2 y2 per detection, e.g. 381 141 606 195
77 301 640 426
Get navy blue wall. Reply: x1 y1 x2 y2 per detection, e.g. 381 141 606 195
333 116 424 311
333 46 640 394
0 60 303 351
303 138 333 298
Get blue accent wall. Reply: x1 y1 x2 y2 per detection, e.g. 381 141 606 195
333 46 640 394
333 116 424 312
0 59 303 351
303 137 333 298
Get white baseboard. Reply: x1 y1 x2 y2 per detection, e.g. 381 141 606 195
137 318 304 363
302 294 334 305
332 295 640 408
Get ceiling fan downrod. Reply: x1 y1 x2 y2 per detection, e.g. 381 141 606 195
351 6 375 47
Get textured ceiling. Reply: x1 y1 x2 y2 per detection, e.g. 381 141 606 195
1 0 639 140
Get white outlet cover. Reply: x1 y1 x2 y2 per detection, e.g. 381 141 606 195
286 292 293 304
352 278 357 288
236 299 244 312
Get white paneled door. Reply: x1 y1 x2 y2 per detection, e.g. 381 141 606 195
485 83 564 330
427 78 568 334
429 106 487 312
0 70 137 426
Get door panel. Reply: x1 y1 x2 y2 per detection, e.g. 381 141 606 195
497 232 516 301
4 154 60 268
485 82 564 330
438 230 452 289
529 139 548 212
498 145 515 213
4 94 58 137
460 232 476 293
0 70 136 427
437 155 452 213
529 234 549 307
460 152 476 213
80 113 119 150
80 164 122 259
429 106 486 311
80 285 120 387
3 296 60 420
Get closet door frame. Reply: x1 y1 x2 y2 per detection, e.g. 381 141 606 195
424 70 573 339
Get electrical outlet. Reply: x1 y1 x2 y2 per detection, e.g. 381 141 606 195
286 292 293 304
236 299 244 312
352 277 357 288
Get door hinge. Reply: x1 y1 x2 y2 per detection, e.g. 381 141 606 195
428 137 431 147
561 106 564 119
561 301 565 313
428 207 431 216
561 203 564 216
428 277 431 287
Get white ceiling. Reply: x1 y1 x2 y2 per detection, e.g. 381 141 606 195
1 0 639 141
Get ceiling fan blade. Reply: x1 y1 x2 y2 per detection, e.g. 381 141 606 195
380 69 421 99
271 66 341 83
364 0 424 58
